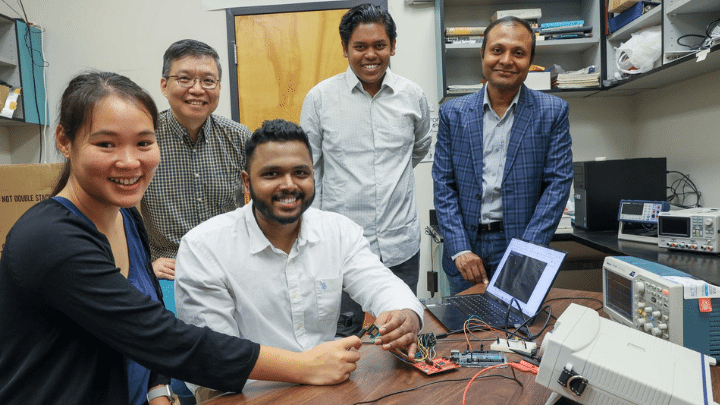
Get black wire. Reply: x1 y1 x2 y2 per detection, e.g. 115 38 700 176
438 296 604 343
7 0 46 161
1 0 22 17
677 34 707 49
544 296 604 312
17 0 45 163
436 337 498 343
436 321 531 341
674 18 720 50
349 373 523 405
666 170 701 208
706 19 720 38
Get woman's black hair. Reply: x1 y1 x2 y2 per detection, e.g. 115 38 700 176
51 71 158 196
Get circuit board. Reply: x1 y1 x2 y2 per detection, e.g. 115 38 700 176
449 350 507 368
412 358 461 375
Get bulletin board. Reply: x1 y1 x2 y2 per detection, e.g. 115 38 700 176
225 0 386 132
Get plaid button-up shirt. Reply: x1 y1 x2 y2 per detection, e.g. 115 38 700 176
141 110 250 261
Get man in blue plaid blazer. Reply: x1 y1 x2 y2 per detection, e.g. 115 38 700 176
432 17 573 295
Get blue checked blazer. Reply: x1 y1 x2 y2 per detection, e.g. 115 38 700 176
432 84 573 259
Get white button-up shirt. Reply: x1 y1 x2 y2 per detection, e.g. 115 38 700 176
175 204 424 353
300 67 432 267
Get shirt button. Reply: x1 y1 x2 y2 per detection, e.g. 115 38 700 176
196 198 202 202
194 173 200 178
295 324 301 330
475 194 481 200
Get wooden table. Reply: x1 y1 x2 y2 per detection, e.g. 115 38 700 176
204 287 720 405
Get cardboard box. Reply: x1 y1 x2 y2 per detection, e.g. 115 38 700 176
0 85 9 108
608 0 641 13
0 163 63 258
609 1 660 32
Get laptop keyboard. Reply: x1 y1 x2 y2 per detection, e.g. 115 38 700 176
446 295 518 325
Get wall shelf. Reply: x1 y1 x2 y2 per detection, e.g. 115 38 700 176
607 5 662 42
436 0 602 101
0 13 46 126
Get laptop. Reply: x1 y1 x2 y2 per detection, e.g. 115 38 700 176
424 238 566 334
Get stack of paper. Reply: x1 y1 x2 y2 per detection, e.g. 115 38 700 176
447 84 483 94
555 72 600 89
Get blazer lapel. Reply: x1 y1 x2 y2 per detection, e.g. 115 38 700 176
504 85 532 180
467 92 485 188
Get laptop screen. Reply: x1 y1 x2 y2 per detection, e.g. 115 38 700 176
486 238 567 318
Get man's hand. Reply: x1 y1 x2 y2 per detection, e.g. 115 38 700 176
372 309 422 360
298 336 363 385
454 252 488 285
152 257 176 280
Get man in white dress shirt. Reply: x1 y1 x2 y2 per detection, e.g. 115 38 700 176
175 119 423 397
300 3 431 336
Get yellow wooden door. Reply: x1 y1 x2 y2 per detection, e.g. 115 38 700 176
234 8 348 132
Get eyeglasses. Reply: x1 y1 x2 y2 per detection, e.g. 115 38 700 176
166 75 219 90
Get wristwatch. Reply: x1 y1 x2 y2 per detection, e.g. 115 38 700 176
146 385 174 403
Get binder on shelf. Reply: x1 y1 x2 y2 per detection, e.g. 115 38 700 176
445 26 486 36
445 36 483 45
537 25 593 36
608 2 660 33
542 33 592 40
540 20 584 29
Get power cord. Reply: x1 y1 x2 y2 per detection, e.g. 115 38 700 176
676 18 720 50
666 170 702 208
350 373 523 405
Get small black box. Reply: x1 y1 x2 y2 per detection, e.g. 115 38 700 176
573 157 666 231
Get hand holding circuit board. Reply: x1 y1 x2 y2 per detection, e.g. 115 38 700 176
357 308 422 361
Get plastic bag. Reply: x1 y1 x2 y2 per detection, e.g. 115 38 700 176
615 25 661 75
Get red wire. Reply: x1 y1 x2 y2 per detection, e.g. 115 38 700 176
461 361 540 405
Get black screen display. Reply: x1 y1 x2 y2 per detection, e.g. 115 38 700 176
605 269 633 321
659 216 690 237
621 202 644 216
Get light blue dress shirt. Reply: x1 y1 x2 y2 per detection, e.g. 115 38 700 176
300 67 432 267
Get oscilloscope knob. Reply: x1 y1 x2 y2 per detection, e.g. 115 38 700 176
635 282 645 293
706 218 714 227
644 323 652 333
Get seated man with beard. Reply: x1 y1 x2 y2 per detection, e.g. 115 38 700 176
174 119 423 398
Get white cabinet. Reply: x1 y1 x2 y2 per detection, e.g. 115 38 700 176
436 0 603 101
434 0 720 100
603 0 720 94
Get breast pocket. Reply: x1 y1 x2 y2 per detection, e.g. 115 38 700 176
315 277 343 325
377 121 414 154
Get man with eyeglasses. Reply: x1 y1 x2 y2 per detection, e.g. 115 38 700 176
141 39 251 281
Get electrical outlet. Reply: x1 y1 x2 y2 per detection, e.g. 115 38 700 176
490 338 537 355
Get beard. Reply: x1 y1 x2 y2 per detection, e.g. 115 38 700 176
248 181 315 225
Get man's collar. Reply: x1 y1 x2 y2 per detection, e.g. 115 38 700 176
166 109 210 145
244 203 318 254
343 66 396 93
482 84 522 112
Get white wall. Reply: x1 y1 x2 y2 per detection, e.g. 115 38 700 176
634 70 720 207
1 0 717 298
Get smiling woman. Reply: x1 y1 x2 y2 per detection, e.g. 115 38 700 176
0 71 368 405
